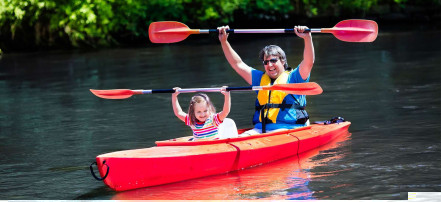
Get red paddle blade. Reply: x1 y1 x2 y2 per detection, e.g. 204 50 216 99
90 89 135 99
265 82 323 95
325 19 378 42
149 21 198 43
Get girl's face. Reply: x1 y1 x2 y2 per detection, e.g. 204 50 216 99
193 101 210 122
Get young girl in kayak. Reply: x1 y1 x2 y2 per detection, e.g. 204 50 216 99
172 86 238 141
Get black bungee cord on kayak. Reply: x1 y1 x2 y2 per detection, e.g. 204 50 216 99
324 116 345 125
312 116 346 125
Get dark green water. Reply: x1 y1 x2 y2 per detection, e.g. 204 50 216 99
0 30 440 200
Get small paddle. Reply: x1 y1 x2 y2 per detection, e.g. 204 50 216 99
90 82 323 99
149 19 378 43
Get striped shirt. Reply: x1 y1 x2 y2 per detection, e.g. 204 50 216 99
185 113 223 140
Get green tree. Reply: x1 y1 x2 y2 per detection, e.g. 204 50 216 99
0 0 439 51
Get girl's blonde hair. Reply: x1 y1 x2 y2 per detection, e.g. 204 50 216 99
188 93 216 126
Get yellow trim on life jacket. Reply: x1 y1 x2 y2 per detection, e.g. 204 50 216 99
257 71 291 123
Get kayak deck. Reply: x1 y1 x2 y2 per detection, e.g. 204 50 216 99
94 122 351 191
155 125 313 146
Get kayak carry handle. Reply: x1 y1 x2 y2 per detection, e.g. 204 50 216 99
90 160 109 181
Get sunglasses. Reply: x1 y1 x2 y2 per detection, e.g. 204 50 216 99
263 58 279 65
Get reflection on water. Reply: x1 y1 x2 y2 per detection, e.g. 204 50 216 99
0 30 440 200
111 131 351 200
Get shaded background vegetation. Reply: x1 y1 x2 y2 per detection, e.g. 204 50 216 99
0 0 440 52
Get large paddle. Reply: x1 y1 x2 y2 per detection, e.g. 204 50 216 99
149 19 378 43
90 82 323 99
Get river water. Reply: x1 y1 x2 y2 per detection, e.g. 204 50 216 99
0 30 440 200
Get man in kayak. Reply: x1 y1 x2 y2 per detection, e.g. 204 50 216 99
218 25 314 135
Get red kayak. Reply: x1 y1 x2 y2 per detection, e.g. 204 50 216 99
91 121 351 191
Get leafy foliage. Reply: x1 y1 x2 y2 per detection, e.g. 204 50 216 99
0 0 439 51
